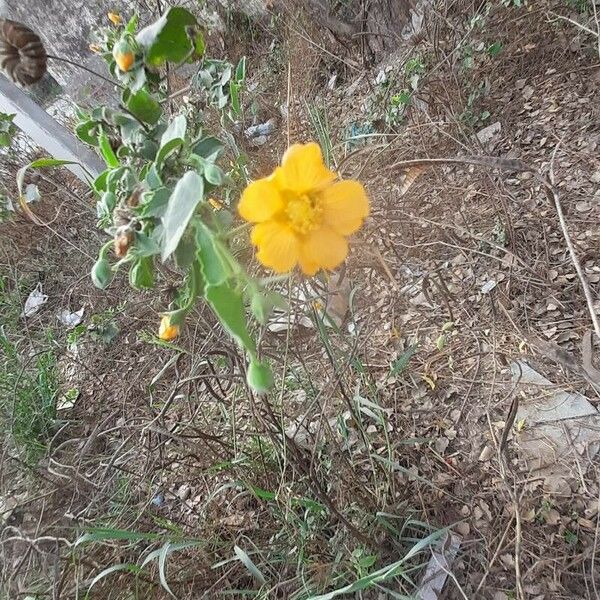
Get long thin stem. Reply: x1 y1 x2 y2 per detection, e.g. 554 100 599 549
46 54 124 89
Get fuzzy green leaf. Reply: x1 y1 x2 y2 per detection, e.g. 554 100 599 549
161 171 204 261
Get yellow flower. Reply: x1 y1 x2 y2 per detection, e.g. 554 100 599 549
89 43 102 54
114 50 135 72
158 316 179 342
108 12 122 25
238 143 369 275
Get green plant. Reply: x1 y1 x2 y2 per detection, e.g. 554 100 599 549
0 112 17 147
18 7 277 392
460 80 491 128
0 278 58 461
73 527 205 598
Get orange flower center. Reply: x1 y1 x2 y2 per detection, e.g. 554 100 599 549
284 192 322 235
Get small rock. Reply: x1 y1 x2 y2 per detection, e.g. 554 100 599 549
500 553 514 569
177 484 191 501
455 521 470 536
591 171 600 184
250 135 268 147
244 118 277 139
435 437 449 454
544 508 561 525
476 122 501 145
578 517 596 531
515 78 527 90
576 201 592 212
522 85 534 100
478 445 494 462
543 475 572 497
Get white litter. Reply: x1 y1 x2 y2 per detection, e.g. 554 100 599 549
417 532 462 599
21 283 48 318
58 307 84 328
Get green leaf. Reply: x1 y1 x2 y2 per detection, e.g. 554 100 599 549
94 169 110 193
16 159 78 199
86 563 141 598
156 138 184 166
125 14 139 34
129 256 154 289
233 545 266 585
98 130 119 168
75 527 161 546
75 120 98 146
139 187 170 217
250 289 286 325
195 222 228 286
0 112 16 147
229 81 241 116
161 171 204 261
132 232 160 257
136 7 198 66
203 162 223 185
156 115 187 165
389 346 416 377
205 283 256 357
144 163 163 189
193 30 206 58
29 158 76 169
193 136 224 161
487 41 503 56
235 56 246 82
126 88 163 125
306 528 446 600
174 233 196 269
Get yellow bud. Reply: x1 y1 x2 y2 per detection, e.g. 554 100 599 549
159 316 180 342
108 12 122 25
114 50 135 72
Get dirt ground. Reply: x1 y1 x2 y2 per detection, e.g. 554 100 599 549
1 0 600 598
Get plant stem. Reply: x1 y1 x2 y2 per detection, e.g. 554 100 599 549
46 54 124 89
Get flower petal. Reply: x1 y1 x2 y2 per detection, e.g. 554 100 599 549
251 222 300 273
280 143 336 193
321 180 370 235
238 178 283 223
300 227 348 275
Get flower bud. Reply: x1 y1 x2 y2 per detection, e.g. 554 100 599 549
113 40 135 72
159 315 180 342
91 257 113 289
246 359 274 394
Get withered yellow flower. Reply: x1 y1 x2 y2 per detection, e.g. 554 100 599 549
208 198 224 211
238 143 369 275
108 12 122 25
158 316 179 342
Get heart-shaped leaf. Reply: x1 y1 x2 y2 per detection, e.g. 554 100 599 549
136 7 198 66
126 88 163 125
